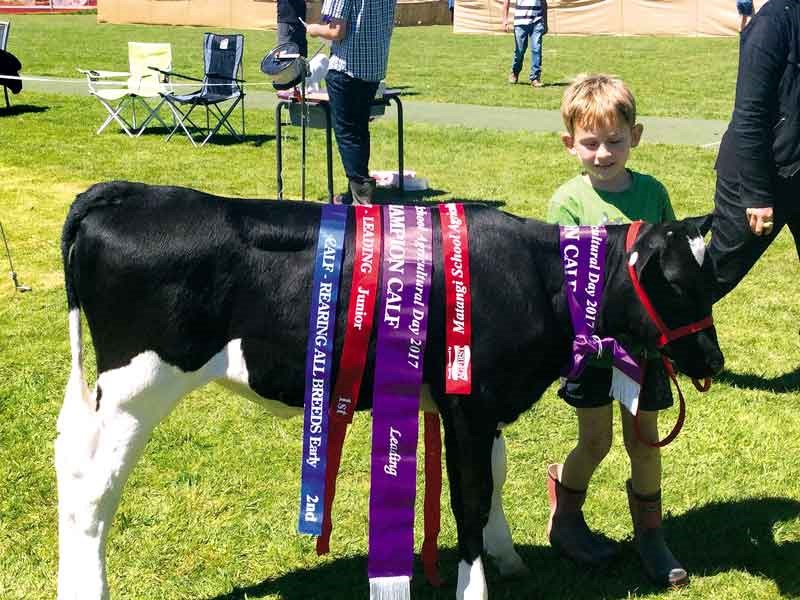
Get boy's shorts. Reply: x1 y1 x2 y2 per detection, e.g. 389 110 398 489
558 358 673 411
736 1 754 17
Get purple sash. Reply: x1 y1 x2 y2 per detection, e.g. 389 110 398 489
298 205 348 535
560 226 642 387
368 205 433 582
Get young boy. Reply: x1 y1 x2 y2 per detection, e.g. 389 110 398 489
545 74 687 588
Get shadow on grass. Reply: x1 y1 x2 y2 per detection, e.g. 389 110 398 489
133 126 274 147
0 104 49 117
205 497 800 600
369 191 508 208
384 84 419 98
715 366 800 393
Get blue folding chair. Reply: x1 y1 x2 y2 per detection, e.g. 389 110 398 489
159 33 246 147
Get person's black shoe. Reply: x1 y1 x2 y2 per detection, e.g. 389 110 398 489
332 191 353 205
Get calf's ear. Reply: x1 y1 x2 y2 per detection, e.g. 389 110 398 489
683 214 713 237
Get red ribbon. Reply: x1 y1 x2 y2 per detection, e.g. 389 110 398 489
439 203 472 395
421 412 443 587
317 205 381 555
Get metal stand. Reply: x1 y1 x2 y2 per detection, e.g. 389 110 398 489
300 70 307 201
0 220 31 292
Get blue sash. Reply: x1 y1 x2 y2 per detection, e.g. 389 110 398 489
298 205 348 535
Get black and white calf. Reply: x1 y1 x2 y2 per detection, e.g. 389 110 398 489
57 181 724 600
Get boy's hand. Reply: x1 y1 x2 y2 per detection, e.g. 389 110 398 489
746 206 774 236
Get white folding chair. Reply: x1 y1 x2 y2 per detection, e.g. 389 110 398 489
79 42 173 137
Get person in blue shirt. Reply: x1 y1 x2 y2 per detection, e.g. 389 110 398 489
501 0 547 88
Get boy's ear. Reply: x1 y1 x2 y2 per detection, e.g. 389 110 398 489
630 123 644 147
561 132 576 153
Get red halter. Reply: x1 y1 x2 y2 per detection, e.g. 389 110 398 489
625 221 713 447
626 221 714 349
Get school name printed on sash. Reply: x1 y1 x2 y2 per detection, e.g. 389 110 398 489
444 204 468 335
561 225 604 331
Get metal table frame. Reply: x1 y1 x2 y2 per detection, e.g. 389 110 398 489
275 90 404 202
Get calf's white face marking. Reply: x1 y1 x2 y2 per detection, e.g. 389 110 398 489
688 234 705 267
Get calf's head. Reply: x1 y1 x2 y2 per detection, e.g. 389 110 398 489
625 215 724 379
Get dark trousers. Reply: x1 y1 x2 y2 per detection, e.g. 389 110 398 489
277 21 307 57
708 171 800 302
325 69 380 185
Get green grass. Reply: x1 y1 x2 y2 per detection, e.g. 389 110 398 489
1 16 799 600
5 15 739 119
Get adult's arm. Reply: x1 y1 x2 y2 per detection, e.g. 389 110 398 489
306 19 346 41
502 0 510 32
542 0 548 34
733 13 789 211
308 0 349 41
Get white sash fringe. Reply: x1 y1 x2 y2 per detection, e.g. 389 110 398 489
369 576 411 600
612 366 640 415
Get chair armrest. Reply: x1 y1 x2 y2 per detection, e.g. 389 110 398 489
77 68 130 80
206 72 247 84
149 67 204 83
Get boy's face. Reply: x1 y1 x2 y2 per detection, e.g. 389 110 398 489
561 120 643 189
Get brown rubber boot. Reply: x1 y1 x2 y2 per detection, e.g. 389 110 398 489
349 177 376 205
626 479 688 588
546 464 619 566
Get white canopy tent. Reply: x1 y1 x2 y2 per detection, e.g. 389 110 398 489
454 0 769 36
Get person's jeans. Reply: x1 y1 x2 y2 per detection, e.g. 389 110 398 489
511 20 545 81
325 69 380 185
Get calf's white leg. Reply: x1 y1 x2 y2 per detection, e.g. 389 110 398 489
482 432 529 576
56 352 200 600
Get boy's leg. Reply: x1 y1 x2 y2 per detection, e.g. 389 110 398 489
620 362 688 588
560 405 612 490
510 24 529 81
548 369 619 565
621 409 661 495
528 20 545 83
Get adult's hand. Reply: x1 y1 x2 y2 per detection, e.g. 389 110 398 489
502 17 509 32
745 206 774 236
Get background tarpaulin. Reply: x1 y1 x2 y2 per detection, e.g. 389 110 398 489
454 0 769 36
97 0 450 29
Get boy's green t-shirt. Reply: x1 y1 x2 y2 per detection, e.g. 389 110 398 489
547 170 676 365
547 171 676 226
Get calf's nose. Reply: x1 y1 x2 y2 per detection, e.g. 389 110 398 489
708 354 724 376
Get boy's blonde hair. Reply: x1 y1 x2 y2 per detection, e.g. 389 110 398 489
561 74 637 135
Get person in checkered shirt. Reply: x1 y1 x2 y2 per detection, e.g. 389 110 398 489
307 0 397 205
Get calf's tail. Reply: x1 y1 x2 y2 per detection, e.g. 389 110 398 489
61 183 118 414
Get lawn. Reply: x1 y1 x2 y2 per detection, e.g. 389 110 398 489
4 14 739 119
0 15 799 600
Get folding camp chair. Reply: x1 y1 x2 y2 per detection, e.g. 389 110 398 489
158 33 246 147
1 21 11 108
78 42 173 137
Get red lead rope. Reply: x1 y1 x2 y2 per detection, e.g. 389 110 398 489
625 221 712 448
